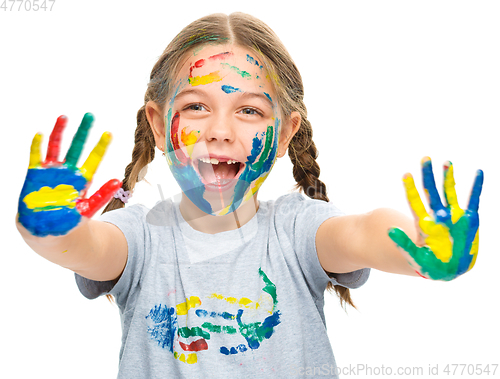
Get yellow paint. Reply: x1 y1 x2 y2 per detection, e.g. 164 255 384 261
23 185 79 209
188 71 224 86
29 133 42 168
80 132 112 181
208 293 261 310
186 353 197 364
403 175 453 263
467 231 479 272
180 127 198 157
176 296 201 315
443 164 465 223
62 250 68 254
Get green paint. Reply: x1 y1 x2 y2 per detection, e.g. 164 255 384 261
252 126 274 172
65 113 94 168
220 63 251 79
202 322 237 334
388 226 468 281
259 267 277 309
182 35 229 50
178 326 211 340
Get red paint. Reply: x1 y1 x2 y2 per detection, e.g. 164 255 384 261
179 338 208 352
188 52 232 77
209 51 232 61
189 59 205 77
169 112 188 164
44 115 68 166
76 179 122 217
415 270 428 279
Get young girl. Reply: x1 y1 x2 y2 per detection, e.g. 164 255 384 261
16 12 483 378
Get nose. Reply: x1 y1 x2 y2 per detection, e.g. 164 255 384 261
205 114 235 143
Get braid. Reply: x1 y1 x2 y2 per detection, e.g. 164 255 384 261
102 105 156 214
289 114 356 309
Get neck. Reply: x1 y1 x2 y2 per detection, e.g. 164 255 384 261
179 193 259 234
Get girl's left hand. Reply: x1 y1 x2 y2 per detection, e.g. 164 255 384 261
388 157 484 281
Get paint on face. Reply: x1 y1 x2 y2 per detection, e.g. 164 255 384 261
220 63 251 79
165 47 281 216
145 268 281 364
221 85 241 94
246 54 263 69
388 158 483 281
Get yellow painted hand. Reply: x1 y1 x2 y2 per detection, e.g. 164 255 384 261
388 157 483 280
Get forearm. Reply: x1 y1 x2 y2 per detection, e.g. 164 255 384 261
356 208 420 276
317 208 420 276
16 215 98 271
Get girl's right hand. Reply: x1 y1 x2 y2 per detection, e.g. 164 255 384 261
18 113 122 237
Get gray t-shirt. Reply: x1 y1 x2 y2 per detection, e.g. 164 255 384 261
75 193 370 378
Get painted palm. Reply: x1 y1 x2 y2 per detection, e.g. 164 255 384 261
18 113 121 237
389 157 483 281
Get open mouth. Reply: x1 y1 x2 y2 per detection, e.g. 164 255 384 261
193 156 245 191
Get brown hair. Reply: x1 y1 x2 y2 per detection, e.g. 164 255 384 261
103 12 355 309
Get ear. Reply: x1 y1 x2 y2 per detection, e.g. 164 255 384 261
277 111 301 158
145 100 166 151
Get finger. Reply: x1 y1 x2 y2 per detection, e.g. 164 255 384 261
80 132 112 181
443 161 464 223
44 115 68 165
64 113 94 168
388 227 420 258
403 173 431 224
29 133 43 168
421 157 445 215
76 179 122 217
467 169 484 213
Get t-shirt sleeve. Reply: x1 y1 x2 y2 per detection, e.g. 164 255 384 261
275 193 370 298
74 204 149 307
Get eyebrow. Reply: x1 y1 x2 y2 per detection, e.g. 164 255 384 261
174 88 274 107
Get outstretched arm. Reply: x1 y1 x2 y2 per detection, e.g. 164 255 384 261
16 114 127 282
316 158 483 280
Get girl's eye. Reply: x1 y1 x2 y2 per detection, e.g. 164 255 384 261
185 104 206 112
240 108 262 116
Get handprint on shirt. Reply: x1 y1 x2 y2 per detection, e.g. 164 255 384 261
145 268 281 364
389 157 483 281
18 113 121 237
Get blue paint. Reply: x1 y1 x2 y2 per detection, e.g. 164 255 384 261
246 54 263 69
221 85 240 94
422 160 449 225
196 309 235 320
467 170 484 212
18 167 88 237
220 344 247 355
145 304 178 353
263 92 272 103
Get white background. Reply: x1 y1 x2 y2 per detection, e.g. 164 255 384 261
1 1 499 378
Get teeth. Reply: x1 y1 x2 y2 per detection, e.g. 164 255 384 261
198 157 239 164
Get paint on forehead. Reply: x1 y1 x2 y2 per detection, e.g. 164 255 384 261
221 85 241 94
246 54 263 70
188 71 225 86
263 92 272 103
189 52 233 76
220 63 251 79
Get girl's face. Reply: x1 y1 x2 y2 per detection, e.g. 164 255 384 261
161 45 287 216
